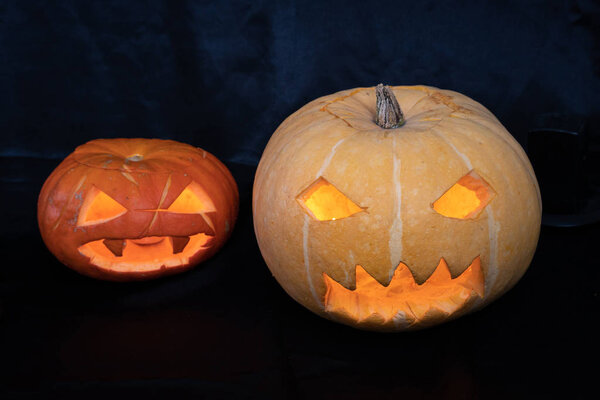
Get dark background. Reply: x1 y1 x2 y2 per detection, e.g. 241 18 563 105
1 1 598 399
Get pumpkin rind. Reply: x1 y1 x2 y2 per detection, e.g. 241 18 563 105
38 138 238 281
253 85 541 331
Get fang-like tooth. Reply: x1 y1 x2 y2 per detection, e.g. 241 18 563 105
103 239 125 257
171 236 190 254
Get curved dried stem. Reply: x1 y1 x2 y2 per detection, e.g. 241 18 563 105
375 84 405 128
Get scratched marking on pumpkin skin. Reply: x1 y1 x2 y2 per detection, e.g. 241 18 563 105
71 191 85 232
52 174 87 231
120 171 138 186
319 88 365 128
428 92 471 114
408 87 471 115
148 174 172 231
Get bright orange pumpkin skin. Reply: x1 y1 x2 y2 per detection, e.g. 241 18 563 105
38 138 238 281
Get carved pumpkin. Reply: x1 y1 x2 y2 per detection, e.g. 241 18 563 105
38 138 238 281
253 85 541 331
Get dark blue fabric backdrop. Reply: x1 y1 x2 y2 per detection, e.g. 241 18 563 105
1 2 599 398
1 0 599 164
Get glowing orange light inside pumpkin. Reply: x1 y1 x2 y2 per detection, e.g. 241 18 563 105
166 182 215 213
297 177 364 221
433 171 495 219
77 186 127 226
324 257 484 328
79 233 213 273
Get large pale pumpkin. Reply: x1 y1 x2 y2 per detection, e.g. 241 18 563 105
38 138 238 281
253 85 541 331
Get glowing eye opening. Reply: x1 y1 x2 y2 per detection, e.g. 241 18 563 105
432 171 495 219
77 186 127 226
296 177 364 221
166 182 216 214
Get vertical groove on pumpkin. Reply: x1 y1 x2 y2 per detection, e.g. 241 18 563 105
316 138 347 177
388 135 403 282
303 215 320 305
433 128 497 303
485 208 499 300
433 129 473 170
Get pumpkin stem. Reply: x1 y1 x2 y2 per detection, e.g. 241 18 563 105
375 84 405 128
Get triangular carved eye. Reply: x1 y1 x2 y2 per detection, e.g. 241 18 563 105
77 186 127 226
166 182 215 214
432 171 495 219
297 177 364 221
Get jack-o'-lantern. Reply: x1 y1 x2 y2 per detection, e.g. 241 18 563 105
38 138 238 281
253 85 541 331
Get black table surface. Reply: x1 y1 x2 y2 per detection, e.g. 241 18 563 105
0 156 596 399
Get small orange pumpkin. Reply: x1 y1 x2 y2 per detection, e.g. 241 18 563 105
253 85 541 331
38 138 238 281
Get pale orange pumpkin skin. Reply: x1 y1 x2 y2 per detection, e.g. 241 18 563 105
38 138 238 281
253 85 542 331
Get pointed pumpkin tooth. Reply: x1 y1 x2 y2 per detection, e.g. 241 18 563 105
103 239 125 257
171 236 190 254
355 265 382 291
455 256 485 298
424 258 452 285
387 262 417 294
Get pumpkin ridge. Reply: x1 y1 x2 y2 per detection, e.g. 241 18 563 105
445 114 541 207
258 116 354 187
433 117 540 208
429 123 504 292
484 207 500 296
303 215 321 306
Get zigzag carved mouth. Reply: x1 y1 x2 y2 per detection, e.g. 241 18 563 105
323 257 484 329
